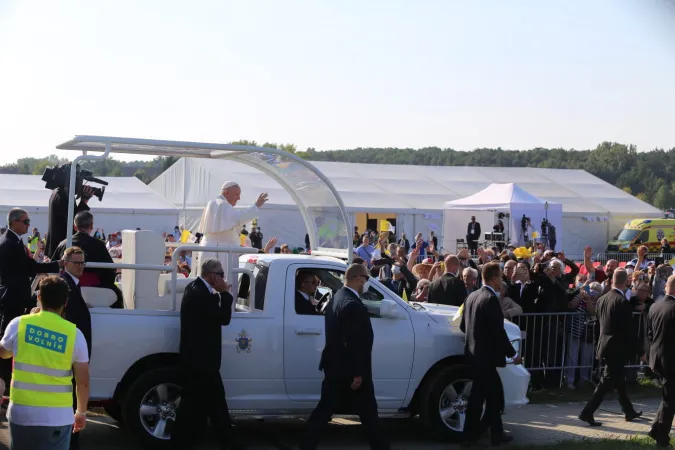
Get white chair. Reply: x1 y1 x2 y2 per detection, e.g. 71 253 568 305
157 273 194 297
121 230 172 310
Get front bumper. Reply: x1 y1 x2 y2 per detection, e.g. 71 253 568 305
497 364 530 408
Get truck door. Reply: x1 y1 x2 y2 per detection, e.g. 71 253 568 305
220 262 288 410
283 264 414 410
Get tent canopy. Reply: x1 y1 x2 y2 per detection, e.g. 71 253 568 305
150 158 661 216
443 183 564 249
444 183 551 210
0 175 180 233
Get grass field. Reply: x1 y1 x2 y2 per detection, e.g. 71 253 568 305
528 377 662 404
514 436 671 449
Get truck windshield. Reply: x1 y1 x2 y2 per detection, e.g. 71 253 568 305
616 229 640 242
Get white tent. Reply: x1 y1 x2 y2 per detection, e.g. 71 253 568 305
442 183 564 250
0 175 180 234
150 158 662 256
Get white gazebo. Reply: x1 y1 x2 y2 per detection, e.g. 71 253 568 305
442 183 564 250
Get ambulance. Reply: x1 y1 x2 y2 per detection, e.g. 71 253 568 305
606 219 675 253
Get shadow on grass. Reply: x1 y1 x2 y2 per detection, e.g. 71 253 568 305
528 378 662 405
513 435 671 449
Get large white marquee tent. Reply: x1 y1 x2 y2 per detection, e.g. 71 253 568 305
0 175 179 233
150 158 662 255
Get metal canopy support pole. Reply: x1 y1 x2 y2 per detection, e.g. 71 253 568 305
66 142 111 248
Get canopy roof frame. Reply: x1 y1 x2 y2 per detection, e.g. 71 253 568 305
56 135 353 260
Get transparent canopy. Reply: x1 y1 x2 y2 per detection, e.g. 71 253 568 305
57 136 352 258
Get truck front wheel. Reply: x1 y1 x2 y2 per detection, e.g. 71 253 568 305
418 365 491 442
122 367 183 449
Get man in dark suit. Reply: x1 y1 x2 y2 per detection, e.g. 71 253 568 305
171 258 240 450
45 185 94 258
428 255 468 306
296 270 320 315
0 208 63 386
52 211 123 308
467 216 481 256
646 275 675 447
460 262 519 446
300 263 389 450
579 268 642 426
59 246 92 450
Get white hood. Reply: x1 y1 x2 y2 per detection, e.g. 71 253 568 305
416 302 523 342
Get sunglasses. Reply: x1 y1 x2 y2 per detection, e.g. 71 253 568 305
207 272 225 278
15 219 30 225
66 260 86 266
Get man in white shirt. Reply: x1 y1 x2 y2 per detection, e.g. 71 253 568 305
0 276 89 450
196 181 268 277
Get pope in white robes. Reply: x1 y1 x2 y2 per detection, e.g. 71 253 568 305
195 181 268 277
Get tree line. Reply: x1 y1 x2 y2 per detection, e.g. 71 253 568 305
2 141 674 209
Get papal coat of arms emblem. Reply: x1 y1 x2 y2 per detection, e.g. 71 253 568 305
235 330 252 353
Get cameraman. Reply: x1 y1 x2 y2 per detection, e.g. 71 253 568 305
45 185 95 258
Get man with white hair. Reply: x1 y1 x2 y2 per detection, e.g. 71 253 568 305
196 181 268 276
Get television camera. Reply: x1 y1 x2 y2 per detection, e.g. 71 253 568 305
521 215 531 232
41 162 108 201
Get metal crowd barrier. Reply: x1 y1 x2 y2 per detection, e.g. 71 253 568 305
594 252 669 265
511 311 650 388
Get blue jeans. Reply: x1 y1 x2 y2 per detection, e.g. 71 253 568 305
9 422 72 450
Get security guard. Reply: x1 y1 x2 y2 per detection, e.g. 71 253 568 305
0 276 90 450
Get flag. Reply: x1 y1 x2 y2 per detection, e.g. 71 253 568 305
669 257 675 267
180 229 196 243
380 220 394 232
452 303 464 322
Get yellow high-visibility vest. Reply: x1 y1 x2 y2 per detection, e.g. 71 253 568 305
11 311 77 408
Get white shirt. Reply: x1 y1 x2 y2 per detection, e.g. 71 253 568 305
200 277 215 294
65 271 80 286
0 315 89 427
346 286 361 299
483 285 499 297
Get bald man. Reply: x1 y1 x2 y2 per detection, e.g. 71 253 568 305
646 275 675 447
301 263 389 450
579 269 642 426
196 181 268 277
427 254 468 306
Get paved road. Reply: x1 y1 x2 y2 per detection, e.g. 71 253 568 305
0 398 663 449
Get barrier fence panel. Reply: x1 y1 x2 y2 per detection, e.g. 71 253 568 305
594 252 668 265
511 311 649 388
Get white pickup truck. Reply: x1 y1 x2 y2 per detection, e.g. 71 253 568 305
88 248 529 449
49 136 529 449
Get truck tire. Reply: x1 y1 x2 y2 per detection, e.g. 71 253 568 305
122 367 183 449
418 365 492 442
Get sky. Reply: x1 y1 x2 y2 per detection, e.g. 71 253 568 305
0 0 674 165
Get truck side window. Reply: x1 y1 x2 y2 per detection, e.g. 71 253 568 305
236 264 268 313
294 268 384 318
636 230 649 245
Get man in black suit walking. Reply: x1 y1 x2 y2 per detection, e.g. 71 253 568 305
171 258 240 450
295 270 320 315
460 262 520 446
60 246 92 450
300 263 390 450
467 216 481 256
0 208 63 387
579 268 642 426
647 274 675 447
52 211 123 308
428 255 467 306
